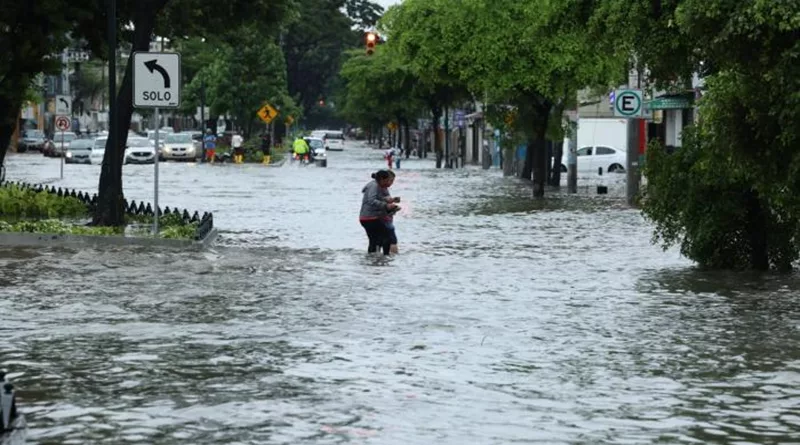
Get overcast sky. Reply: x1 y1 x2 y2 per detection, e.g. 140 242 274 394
376 0 401 11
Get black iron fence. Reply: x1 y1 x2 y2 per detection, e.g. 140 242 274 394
1 181 214 241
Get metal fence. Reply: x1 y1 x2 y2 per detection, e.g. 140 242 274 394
1 181 214 241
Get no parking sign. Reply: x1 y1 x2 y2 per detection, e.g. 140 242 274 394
55 115 71 132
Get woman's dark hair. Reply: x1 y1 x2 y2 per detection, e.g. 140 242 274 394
371 169 394 181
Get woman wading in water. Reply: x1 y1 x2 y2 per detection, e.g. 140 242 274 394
359 170 400 255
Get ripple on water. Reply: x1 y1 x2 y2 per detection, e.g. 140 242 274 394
2 146 800 444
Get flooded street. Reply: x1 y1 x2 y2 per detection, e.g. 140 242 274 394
2 143 799 444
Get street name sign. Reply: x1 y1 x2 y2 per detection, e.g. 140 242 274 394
55 95 71 115
133 52 181 108
257 103 279 124
614 89 643 118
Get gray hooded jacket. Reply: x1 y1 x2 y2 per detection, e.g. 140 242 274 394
360 180 390 219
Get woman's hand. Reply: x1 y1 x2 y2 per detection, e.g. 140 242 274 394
385 196 395 203
387 202 398 210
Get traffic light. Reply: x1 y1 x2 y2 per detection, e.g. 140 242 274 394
365 32 377 55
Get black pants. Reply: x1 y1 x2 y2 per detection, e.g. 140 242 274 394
360 220 390 255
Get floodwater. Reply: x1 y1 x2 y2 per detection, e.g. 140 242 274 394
1 144 799 445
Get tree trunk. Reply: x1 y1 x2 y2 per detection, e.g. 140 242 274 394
545 140 553 184
531 122 549 198
432 108 443 168
520 140 533 180
549 140 564 187
94 0 166 226
744 190 770 270
0 74 29 166
403 120 411 158
502 147 514 177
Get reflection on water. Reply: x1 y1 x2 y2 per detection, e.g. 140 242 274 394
1 147 799 444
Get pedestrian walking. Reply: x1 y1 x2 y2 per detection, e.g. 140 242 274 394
260 133 272 165
393 146 403 169
384 147 394 169
203 129 217 164
359 170 398 255
232 131 245 164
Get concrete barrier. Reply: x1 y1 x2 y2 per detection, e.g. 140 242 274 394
0 228 218 250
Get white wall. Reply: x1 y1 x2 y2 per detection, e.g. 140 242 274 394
577 118 628 151
665 110 683 146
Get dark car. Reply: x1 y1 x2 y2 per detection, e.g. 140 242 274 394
18 129 47 152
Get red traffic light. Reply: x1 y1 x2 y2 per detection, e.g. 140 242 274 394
365 32 378 55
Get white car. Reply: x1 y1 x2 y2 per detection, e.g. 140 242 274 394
322 131 345 151
124 137 156 164
64 138 94 164
560 145 626 175
90 137 107 164
50 131 77 157
161 132 197 161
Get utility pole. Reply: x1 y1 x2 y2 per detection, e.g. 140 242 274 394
626 67 644 206
567 119 578 193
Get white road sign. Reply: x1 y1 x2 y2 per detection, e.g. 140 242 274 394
614 89 643 118
55 115 71 131
133 52 181 108
55 95 71 115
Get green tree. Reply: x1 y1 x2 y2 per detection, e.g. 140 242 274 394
338 46 424 147
282 0 383 126
86 0 294 226
0 0 102 166
381 0 473 168
181 28 288 138
445 0 621 195
606 0 800 270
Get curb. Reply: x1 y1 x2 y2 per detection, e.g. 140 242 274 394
0 227 218 250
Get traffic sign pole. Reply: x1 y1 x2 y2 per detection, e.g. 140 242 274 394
132 51 181 235
54 116 71 180
626 118 644 206
60 130 64 179
154 107 160 235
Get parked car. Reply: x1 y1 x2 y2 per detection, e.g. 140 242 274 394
124 137 157 164
44 131 77 157
161 132 197 161
559 145 626 175
304 137 328 167
64 138 94 164
18 129 47 152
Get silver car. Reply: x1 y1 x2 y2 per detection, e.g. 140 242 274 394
161 132 197 161
64 138 94 164
124 137 156 164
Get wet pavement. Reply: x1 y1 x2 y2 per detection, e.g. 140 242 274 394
1 144 799 444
